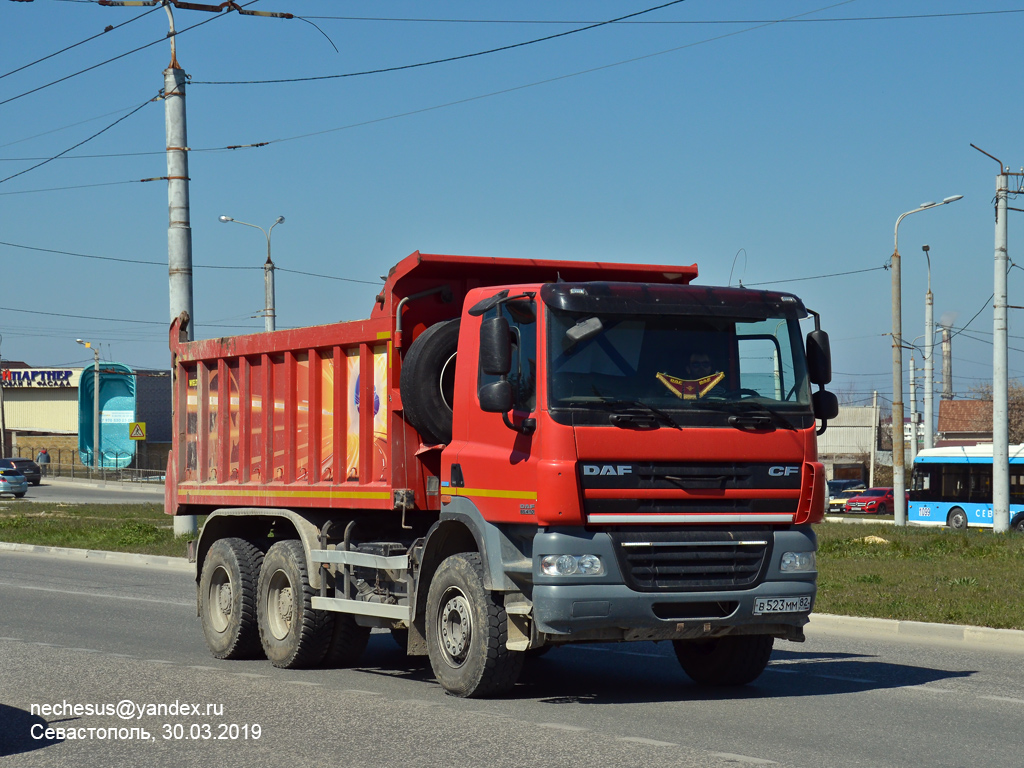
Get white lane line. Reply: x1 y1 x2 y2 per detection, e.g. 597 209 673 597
536 723 589 732
618 736 678 747
709 752 776 765
979 695 1024 704
900 686 955 694
283 681 322 687
0 580 191 606
343 689 382 696
232 673 267 679
144 659 176 664
66 648 99 653
187 665 220 671
0 636 22 641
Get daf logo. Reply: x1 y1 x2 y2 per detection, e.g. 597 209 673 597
769 466 801 477
582 464 633 476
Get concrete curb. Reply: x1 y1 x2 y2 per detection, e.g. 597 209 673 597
808 613 1024 653
40 476 165 495
1 542 1021 652
0 542 191 573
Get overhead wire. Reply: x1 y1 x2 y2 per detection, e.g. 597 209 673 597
193 0 693 86
299 9 1024 26
0 0 262 108
0 3 162 81
0 93 157 185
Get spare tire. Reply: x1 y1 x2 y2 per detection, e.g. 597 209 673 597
400 318 460 444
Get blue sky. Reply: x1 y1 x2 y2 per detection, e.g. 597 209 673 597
2 0 1023 413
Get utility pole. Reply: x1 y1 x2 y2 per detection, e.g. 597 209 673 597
869 390 878 488
163 1 198 538
922 245 936 450
909 355 918 464
993 170 1010 533
972 145 1011 533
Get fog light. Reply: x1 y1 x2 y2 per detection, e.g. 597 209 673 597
541 554 604 576
780 551 816 572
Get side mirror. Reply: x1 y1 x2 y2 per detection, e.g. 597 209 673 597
479 380 513 413
480 317 511 376
813 389 839 421
806 329 832 386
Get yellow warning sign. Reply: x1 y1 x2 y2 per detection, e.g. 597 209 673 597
129 422 146 441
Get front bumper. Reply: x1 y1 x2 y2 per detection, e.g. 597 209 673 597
530 527 816 641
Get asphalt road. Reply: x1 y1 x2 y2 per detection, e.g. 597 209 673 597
2 550 1023 768
3 478 165 506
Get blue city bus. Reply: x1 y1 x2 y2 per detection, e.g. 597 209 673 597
909 445 1024 531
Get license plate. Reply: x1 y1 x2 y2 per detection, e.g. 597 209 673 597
753 596 811 615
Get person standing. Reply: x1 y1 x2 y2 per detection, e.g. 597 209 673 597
36 447 50 477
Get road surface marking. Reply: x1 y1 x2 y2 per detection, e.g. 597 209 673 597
618 736 677 747
979 695 1024 704
710 753 776 764
0 580 191 606
537 723 589 731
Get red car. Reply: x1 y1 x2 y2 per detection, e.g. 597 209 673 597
843 487 898 515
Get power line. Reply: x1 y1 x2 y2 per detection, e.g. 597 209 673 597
0 178 157 196
743 265 887 287
300 9 1024 26
0 101 155 149
0 1 858 164
0 94 156 185
0 4 162 81
0 0 260 108
0 239 380 284
193 0 693 86
0 305 261 330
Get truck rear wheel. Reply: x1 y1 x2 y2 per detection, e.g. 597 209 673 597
673 635 774 687
426 553 524 697
400 318 460 445
200 538 264 659
257 539 333 668
322 614 370 667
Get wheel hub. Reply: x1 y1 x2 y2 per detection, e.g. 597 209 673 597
217 582 232 615
439 592 471 665
276 587 293 626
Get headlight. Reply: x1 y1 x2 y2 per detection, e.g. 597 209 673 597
541 554 604 576
780 551 816 572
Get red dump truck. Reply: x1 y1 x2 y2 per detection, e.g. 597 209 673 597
168 251 838 697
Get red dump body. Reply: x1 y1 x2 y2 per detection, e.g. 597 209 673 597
166 251 699 517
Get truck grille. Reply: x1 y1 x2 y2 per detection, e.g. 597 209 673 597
608 529 772 592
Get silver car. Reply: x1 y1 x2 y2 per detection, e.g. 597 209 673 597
0 468 28 497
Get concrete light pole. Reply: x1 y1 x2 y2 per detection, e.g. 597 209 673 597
76 339 101 471
219 215 286 331
891 195 963 526
922 245 936 451
993 171 1010 533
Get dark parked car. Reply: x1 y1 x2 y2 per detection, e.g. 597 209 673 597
0 457 41 485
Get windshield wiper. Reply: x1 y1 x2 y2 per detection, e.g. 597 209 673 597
696 399 796 431
581 398 682 430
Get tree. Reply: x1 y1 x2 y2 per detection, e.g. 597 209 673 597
967 381 1024 445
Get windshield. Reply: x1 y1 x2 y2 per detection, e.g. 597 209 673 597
546 305 812 427
862 489 887 497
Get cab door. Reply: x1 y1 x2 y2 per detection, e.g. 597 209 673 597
445 297 540 523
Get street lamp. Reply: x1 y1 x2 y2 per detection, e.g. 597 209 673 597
891 195 963 526
219 215 285 332
76 338 100 471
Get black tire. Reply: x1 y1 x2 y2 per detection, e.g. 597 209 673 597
948 507 969 531
31 480 40 486
673 635 774 687
257 539 333 668
400 319 460 445
877 504 888 516
14 492 25 498
199 538 264 659
321 613 370 667
425 553 524 698
1011 514 1024 533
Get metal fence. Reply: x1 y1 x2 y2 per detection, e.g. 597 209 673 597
42 462 165 485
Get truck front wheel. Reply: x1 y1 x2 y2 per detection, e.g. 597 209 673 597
257 540 333 668
199 538 264 659
425 553 524 697
673 635 774 686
